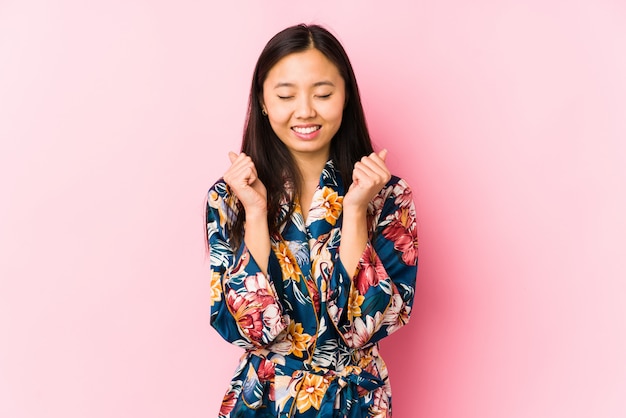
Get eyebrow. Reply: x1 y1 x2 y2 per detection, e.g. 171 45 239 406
273 81 335 89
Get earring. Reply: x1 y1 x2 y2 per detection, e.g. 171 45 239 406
261 108 268 116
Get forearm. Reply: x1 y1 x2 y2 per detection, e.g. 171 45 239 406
243 210 271 274
339 206 368 277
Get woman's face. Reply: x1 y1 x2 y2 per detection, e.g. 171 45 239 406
262 48 346 162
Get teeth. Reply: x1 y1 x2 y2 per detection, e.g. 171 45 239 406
293 126 320 134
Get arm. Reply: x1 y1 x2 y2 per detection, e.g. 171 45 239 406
243 210 271 275
224 151 270 274
207 181 287 349
328 177 418 348
339 150 390 276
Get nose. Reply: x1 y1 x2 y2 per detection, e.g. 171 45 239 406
294 96 316 119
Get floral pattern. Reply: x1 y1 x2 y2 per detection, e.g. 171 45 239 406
210 271 222 307
295 373 330 413
309 186 343 225
207 160 418 417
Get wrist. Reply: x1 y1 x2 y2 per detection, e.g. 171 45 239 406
245 208 268 222
342 203 368 218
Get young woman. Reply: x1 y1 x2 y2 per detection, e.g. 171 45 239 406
206 24 418 417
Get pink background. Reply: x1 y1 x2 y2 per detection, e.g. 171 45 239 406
1 1 625 417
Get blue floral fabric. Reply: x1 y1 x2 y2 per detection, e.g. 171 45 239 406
207 160 418 417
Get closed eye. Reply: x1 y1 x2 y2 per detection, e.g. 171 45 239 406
277 95 293 100
317 93 332 99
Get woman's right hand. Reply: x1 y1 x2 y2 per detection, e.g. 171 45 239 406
223 152 268 216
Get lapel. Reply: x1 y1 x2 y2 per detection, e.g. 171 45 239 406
306 160 345 239
271 161 345 325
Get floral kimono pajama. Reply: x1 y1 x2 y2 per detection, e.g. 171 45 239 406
206 160 418 417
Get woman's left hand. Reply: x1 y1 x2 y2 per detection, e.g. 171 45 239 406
343 149 391 212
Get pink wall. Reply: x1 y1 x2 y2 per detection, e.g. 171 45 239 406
1 1 625 417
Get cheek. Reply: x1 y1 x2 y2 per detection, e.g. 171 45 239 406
322 101 345 124
267 113 293 138
266 102 292 125
268 111 291 129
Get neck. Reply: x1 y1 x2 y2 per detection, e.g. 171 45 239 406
292 151 329 185
291 152 329 219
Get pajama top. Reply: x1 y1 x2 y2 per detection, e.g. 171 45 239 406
206 160 418 417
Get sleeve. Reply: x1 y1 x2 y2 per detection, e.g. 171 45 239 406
206 181 288 349
327 177 418 348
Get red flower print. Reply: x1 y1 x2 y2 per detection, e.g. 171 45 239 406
227 289 265 341
382 208 418 266
355 245 388 295
257 359 276 401
220 387 238 416
226 273 284 343
343 313 380 348
392 181 414 208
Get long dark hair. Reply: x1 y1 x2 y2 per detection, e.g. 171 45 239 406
230 24 374 248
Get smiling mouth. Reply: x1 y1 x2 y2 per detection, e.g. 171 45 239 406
292 125 321 134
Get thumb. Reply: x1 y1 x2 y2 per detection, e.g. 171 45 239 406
377 149 388 161
228 151 238 163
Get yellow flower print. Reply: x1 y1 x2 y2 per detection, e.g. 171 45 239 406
309 186 343 226
347 286 365 321
295 373 329 413
210 271 222 306
286 321 311 358
274 242 300 282
320 187 343 225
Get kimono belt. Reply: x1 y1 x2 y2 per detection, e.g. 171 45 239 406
248 349 385 417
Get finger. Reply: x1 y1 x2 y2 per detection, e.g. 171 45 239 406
370 151 391 178
224 154 258 187
353 160 377 180
227 164 258 187
367 150 389 169
353 162 391 191
227 153 255 174
352 167 383 192
229 151 252 165
357 154 390 177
